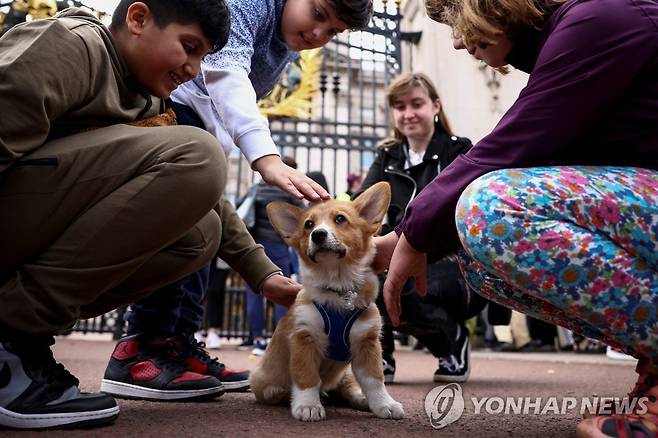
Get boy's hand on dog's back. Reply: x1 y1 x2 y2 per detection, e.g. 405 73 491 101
253 155 331 202
260 274 301 308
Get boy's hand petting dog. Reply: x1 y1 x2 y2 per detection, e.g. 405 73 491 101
383 233 427 327
260 274 301 308
252 155 331 202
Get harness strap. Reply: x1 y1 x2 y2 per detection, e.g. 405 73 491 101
313 301 366 362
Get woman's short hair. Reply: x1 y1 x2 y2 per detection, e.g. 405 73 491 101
385 72 453 144
425 0 561 47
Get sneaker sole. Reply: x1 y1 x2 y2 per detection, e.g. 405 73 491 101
0 405 119 429
384 374 395 384
221 379 250 392
433 367 470 383
100 379 224 401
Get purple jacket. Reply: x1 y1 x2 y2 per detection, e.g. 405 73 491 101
398 0 658 255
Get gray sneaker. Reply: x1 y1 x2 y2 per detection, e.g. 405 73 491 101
0 338 119 429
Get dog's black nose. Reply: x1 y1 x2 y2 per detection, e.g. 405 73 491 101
311 229 327 244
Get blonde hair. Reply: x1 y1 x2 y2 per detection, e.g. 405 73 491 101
383 72 454 145
425 0 561 47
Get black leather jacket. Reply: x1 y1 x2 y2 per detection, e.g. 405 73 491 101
358 129 505 327
358 129 472 235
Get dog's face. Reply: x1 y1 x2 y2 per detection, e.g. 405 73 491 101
267 182 391 267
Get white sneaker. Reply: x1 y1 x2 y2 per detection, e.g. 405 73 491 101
193 331 205 343
606 346 636 361
251 339 268 356
205 331 222 350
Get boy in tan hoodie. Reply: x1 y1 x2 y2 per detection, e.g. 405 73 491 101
0 0 298 429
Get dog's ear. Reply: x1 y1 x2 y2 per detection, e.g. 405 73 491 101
352 181 391 225
266 201 304 244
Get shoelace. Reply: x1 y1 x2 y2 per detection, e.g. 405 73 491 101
180 335 226 371
148 339 195 375
439 355 462 373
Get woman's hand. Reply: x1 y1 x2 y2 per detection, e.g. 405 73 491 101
372 231 400 273
252 155 330 202
260 274 301 308
383 233 427 326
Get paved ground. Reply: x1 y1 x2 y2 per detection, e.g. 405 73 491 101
10 336 639 437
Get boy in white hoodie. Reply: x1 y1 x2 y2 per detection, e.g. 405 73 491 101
103 0 373 399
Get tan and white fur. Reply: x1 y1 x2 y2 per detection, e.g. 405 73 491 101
249 182 404 421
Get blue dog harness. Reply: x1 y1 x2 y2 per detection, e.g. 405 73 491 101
313 301 366 362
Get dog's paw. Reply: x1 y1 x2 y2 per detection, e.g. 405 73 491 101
292 403 326 422
261 385 289 404
348 393 369 411
371 400 404 419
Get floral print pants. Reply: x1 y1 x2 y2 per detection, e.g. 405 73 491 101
455 166 658 364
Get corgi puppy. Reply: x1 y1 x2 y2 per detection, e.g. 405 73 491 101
249 182 404 422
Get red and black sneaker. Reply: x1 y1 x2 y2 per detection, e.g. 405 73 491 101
100 334 224 401
178 333 250 392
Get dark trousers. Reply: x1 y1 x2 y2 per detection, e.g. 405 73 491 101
205 266 230 328
378 256 487 362
376 280 459 361
126 265 210 337
245 239 290 337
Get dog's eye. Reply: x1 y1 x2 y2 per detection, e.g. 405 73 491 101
335 214 347 225
304 219 314 229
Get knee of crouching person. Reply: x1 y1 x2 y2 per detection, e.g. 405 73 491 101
187 127 227 191
455 171 506 255
169 126 227 207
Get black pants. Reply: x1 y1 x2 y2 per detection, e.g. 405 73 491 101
378 256 487 361
205 266 230 329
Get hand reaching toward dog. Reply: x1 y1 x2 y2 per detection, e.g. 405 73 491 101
382 233 427 327
253 155 331 202
372 231 399 273
260 274 301 308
